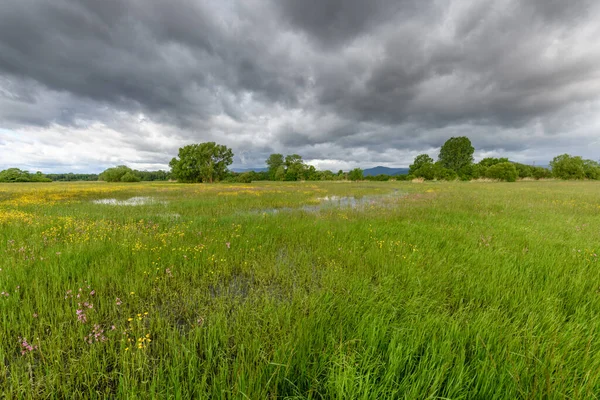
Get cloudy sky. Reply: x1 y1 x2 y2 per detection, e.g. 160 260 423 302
1 0 599 173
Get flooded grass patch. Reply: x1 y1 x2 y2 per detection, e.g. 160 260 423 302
253 190 406 215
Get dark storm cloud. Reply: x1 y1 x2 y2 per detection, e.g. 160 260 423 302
303 0 600 128
271 0 425 48
0 0 305 122
1 0 599 171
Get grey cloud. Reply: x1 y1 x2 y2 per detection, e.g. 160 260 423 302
0 0 304 122
271 0 425 48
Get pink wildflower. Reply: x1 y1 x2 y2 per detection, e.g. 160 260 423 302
18 337 37 355
76 309 87 323
84 324 107 344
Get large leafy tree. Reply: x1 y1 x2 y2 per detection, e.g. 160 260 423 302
284 154 306 181
438 137 474 172
266 153 284 179
348 168 364 181
409 154 434 175
169 142 234 183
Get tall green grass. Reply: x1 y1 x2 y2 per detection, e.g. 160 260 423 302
1 180 599 398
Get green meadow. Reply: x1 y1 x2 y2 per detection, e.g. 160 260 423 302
1 180 600 399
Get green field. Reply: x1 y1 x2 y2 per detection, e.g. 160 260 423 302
1 181 600 398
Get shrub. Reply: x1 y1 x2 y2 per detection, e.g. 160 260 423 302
550 154 585 180
485 162 518 182
458 164 487 181
432 164 457 181
531 166 552 180
479 157 509 168
348 168 364 181
237 172 253 183
120 172 141 182
413 164 435 180
514 163 533 178
583 160 600 180
99 166 135 182
0 168 52 183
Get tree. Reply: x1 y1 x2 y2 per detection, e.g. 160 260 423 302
409 154 434 175
550 154 585 180
348 168 364 181
304 165 319 181
284 154 306 181
266 154 284 179
438 137 475 172
274 165 286 181
169 142 233 183
0 168 51 183
320 170 335 181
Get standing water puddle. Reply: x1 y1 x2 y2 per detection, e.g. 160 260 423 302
92 196 167 206
256 190 404 215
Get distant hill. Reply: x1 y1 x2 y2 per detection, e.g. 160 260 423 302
363 166 409 176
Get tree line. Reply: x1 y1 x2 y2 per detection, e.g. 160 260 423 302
1 138 598 183
97 166 171 182
407 136 599 182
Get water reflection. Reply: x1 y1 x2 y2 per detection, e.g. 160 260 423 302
257 191 403 215
92 197 166 206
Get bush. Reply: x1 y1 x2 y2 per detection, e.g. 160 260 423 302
485 162 518 182
0 168 52 183
550 154 585 180
458 164 487 181
120 172 141 182
348 168 364 181
237 172 253 183
99 166 135 182
365 174 391 181
479 157 509 168
531 166 552 180
514 163 533 178
433 164 457 181
413 164 435 180
583 160 600 180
